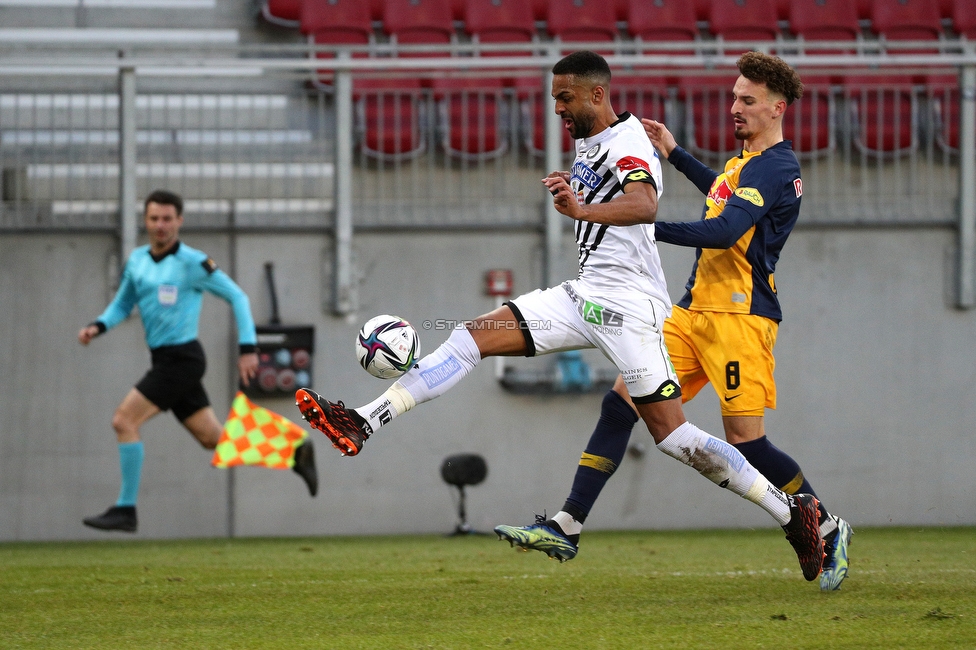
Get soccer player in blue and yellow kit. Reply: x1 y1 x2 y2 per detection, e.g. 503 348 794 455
78 190 317 532
495 52 853 590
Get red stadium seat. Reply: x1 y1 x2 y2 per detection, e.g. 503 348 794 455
680 73 741 158
612 74 672 124
301 0 372 36
450 0 466 20
463 0 537 53
614 0 629 21
520 88 574 156
356 78 430 161
774 0 790 20
367 0 384 20
694 0 711 21
432 77 510 159
843 74 919 156
301 1 433 160
788 0 862 50
708 0 781 43
545 0 620 45
926 76 961 152
530 0 548 21
782 76 836 156
262 0 302 29
437 0 537 159
626 0 699 55
869 0 943 48
300 0 374 88
951 0 976 38
684 71 835 158
352 0 454 159
382 0 455 50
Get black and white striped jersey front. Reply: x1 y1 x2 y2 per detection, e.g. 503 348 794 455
568 111 668 308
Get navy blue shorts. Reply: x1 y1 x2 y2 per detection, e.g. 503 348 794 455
136 340 210 422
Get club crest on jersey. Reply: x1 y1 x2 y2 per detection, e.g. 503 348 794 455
572 161 601 190
707 177 733 206
584 144 601 159
734 187 764 207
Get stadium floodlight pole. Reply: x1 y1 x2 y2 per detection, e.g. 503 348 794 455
543 45 563 289
958 64 976 309
333 50 356 316
117 61 138 289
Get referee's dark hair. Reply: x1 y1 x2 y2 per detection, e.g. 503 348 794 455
552 50 612 88
144 189 184 216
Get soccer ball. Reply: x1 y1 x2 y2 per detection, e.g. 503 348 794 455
356 314 421 379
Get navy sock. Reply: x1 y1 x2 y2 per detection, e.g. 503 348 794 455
562 390 639 523
733 435 828 523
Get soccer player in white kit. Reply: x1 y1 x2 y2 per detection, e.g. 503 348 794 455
296 51 825 580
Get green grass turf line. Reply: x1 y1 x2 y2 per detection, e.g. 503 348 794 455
1 527 974 649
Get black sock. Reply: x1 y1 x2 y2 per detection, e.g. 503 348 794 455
562 390 638 522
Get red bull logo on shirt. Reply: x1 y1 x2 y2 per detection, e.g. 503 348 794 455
707 177 733 207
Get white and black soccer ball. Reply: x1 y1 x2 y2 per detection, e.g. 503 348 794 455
355 314 421 379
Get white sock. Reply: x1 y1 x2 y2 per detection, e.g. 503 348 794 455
355 327 482 432
551 511 582 537
656 421 791 526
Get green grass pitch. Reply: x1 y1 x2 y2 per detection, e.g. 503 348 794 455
1 526 974 649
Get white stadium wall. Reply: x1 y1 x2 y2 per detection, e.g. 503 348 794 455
1 226 974 541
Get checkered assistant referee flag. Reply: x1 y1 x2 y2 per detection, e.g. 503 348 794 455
211 392 308 469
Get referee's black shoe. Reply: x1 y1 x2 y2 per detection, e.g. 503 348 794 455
292 439 319 497
83 505 137 532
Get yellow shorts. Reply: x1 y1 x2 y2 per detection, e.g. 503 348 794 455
663 306 778 417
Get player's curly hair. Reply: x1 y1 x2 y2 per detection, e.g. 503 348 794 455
736 51 803 105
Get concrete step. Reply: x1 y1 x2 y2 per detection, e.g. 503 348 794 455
0 93 294 129
5 161 334 200
1 128 314 147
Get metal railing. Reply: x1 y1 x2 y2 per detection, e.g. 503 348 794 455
1 40 974 306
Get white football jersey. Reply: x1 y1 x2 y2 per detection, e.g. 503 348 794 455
568 112 669 309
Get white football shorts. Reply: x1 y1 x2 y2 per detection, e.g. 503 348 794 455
507 281 679 401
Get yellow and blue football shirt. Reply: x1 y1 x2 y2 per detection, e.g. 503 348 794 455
655 141 802 322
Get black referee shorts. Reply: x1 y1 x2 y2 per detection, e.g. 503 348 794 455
135 340 210 422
